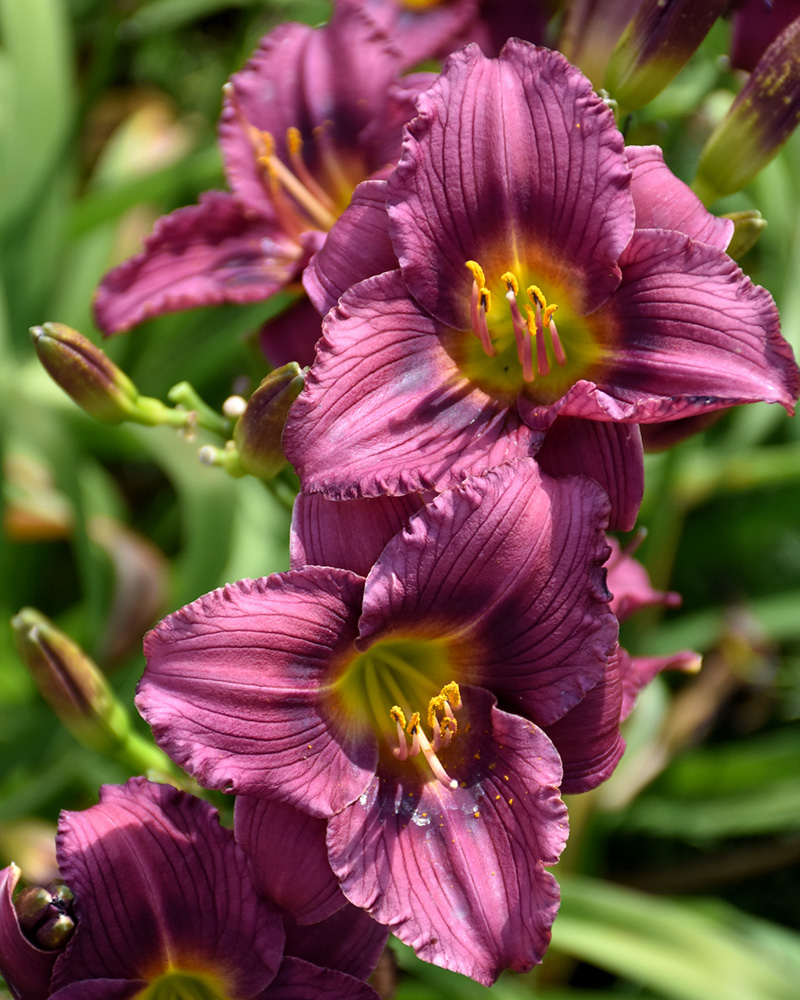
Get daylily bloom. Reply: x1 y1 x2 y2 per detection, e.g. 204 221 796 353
138 459 618 983
0 778 383 1000
285 42 798 518
93 0 430 366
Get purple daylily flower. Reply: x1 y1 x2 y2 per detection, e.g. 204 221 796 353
138 459 618 983
0 778 382 1000
284 42 799 516
93 0 429 365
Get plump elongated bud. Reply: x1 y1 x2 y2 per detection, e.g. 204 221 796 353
694 17 800 203
605 0 727 112
724 210 768 259
11 608 132 754
31 323 182 426
199 364 304 480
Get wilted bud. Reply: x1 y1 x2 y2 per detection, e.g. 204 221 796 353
11 608 131 754
200 364 304 480
31 323 181 426
723 209 768 259
605 0 726 112
694 17 800 203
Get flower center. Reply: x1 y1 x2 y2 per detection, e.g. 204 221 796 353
138 969 231 1000
466 260 567 383
450 257 609 402
225 86 360 236
335 637 462 789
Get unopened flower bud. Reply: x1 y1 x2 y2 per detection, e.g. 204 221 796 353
605 0 726 112
36 913 76 950
212 364 304 480
15 887 53 930
31 323 183 427
11 607 131 754
724 210 767 259
694 17 800 203
14 879 76 951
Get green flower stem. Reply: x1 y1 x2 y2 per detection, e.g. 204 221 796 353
167 381 232 436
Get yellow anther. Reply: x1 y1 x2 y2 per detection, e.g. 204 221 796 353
287 126 303 157
543 303 559 326
390 705 407 729
465 260 486 288
479 287 492 312
441 681 461 708
502 271 519 295
440 716 457 737
427 694 445 729
406 712 421 735
527 285 546 309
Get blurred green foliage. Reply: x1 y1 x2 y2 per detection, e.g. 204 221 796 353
1 2 799 997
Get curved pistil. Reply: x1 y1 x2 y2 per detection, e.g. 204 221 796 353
465 260 569 382
390 682 462 790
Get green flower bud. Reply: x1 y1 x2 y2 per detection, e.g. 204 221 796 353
605 0 726 113
201 364 304 480
31 323 184 427
723 210 767 259
694 18 800 203
11 607 131 754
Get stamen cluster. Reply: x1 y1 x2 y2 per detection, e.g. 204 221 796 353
390 681 462 789
466 260 568 382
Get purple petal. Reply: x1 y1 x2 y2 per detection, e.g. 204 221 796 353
138 572 376 816
605 536 681 622
262 956 381 1000
365 0 480 65
625 145 733 249
234 796 343 925
303 180 395 317
535 416 643 531
558 230 799 421
729 0 800 71
387 40 633 329
94 192 304 335
544 653 625 794
258 296 324 369
219 23 313 212
0 864 57 1000
49 982 145 1000
284 270 540 497
619 647 701 721
50 779 283 995
290 492 424 575
328 688 567 986
282 905 389 980
358 460 617 725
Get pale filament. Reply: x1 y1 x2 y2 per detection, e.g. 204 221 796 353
390 684 461 790
465 261 570 381
223 84 337 234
